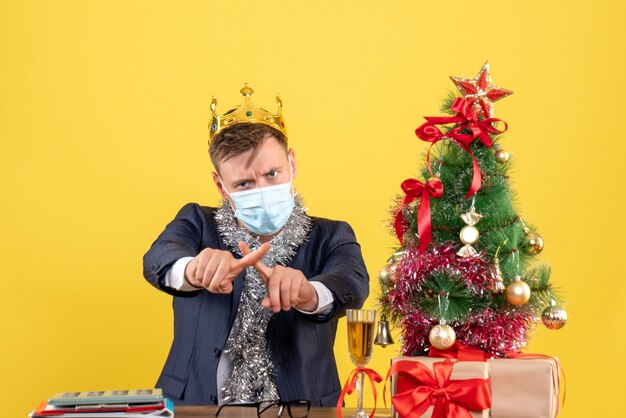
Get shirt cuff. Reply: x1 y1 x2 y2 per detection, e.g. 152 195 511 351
296 281 335 315
164 256 198 291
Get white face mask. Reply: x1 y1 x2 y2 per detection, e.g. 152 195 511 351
220 160 295 236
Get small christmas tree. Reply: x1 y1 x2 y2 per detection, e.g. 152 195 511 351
379 63 567 357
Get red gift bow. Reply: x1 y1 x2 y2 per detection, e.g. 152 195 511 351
384 359 491 418
415 97 508 199
336 367 383 418
429 342 489 362
394 177 444 253
505 352 566 415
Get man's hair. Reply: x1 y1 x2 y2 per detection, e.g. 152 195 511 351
209 123 287 171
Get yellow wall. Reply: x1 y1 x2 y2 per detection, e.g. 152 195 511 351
1 1 624 417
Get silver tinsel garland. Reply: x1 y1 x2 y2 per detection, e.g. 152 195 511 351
214 196 311 404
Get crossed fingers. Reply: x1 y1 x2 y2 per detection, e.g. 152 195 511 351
186 243 270 293
239 242 315 313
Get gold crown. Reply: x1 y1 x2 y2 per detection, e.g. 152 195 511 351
208 84 287 143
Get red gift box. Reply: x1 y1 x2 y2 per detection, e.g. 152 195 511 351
388 354 562 418
389 356 490 418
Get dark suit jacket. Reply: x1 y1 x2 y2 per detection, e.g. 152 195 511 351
143 203 369 407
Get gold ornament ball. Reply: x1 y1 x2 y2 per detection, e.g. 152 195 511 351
495 149 510 163
379 263 397 284
460 225 480 245
428 324 456 350
505 279 531 307
524 231 544 255
542 304 568 330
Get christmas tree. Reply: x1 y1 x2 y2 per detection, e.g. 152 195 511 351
379 63 567 358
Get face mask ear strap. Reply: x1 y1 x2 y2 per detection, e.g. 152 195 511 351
218 176 233 198
288 156 294 183
218 176 237 213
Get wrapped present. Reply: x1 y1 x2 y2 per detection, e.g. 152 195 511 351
388 356 491 418
488 357 560 418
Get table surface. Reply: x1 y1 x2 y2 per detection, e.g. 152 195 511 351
173 406 392 418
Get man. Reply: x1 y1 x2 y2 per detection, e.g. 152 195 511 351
143 85 369 407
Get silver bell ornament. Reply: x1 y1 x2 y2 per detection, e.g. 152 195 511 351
374 314 395 347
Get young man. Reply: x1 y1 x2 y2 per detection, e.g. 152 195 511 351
143 85 369 407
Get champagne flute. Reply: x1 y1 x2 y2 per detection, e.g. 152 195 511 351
346 309 376 418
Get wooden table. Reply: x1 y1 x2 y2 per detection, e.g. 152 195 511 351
174 406 392 418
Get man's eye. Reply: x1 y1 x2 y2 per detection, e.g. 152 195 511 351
236 181 250 188
267 171 278 178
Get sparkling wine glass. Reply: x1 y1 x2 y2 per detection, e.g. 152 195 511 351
346 309 376 418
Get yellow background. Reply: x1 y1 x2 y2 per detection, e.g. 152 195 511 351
1 1 624 417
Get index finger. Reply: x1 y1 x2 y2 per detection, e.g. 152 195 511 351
237 242 273 279
233 242 270 270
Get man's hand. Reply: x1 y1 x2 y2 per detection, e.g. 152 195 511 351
184 243 270 294
240 242 319 313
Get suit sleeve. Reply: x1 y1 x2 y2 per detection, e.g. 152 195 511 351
308 221 369 321
142 203 206 297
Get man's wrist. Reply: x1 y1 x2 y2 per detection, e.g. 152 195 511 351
296 281 334 315
164 256 199 291
296 284 319 311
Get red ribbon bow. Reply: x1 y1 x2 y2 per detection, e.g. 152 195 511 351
429 342 489 362
336 367 383 418
415 97 508 198
394 177 444 253
384 360 491 418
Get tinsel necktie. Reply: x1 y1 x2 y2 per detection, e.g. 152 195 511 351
215 197 311 404
221 265 279 404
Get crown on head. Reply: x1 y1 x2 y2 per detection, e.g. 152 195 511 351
208 84 287 143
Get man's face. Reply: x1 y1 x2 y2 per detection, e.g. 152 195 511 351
212 135 297 209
